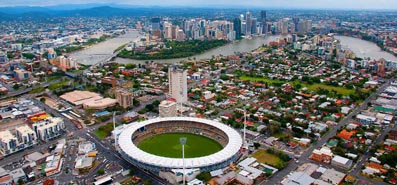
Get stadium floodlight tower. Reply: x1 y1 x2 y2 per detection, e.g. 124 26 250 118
113 111 117 148
243 108 248 149
180 137 187 185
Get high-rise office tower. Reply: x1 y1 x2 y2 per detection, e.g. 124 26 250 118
233 18 242 39
297 20 306 34
292 18 300 32
251 18 257 34
305 20 312 33
245 11 252 36
260 10 267 34
151 17 162 38
151 17 161 30
280 18 289 34
168 65 187 103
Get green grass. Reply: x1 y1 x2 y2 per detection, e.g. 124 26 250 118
252 149 286 168
94 122 119 139
29 87 45 94
48 80 71 90
138 133 223 158
94 130 107 139
306 83 355 96
240 75 355 96
239 76 286 84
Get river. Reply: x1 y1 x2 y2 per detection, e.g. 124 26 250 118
69 30 141 65
335 35 397 61
72 29 281 65
115 35 281 64
73 32 396 66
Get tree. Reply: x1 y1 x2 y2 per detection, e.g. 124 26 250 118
97 168 105 175
17 179 24 185
196 172 211 182
40 97 46 103
143 180 152 185
129 169 134 176
254 142 261 149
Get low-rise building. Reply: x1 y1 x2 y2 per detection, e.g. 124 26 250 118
78 141 96 155
0 167 12 185
15 125 37 147
159 99 177 117
310 147 333 164
331 155 353 169
320 168 346 185
0 130 18 156
32 117 65 141
74 156 93 171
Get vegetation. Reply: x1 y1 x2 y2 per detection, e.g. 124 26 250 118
94 122 119 139
97 168 105 175
118 39 228 60
252 149 290 169
29 87 45 94
138 133 223 158
22 53 36 59
48 80 71 90
239 75 356 96
114 43 128 53
196 172 212 182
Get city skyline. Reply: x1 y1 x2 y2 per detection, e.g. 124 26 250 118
1 0 397 10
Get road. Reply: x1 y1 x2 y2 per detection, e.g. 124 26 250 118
264 80 391 185
0 79 63 100
29 98 169 185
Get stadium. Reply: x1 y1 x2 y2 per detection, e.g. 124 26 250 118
117 117 243 173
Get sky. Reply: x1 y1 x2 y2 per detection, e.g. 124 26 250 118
0 0 396 9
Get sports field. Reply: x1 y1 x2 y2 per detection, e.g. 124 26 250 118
137 133 223 158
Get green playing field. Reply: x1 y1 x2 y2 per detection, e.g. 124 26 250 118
137 133 223 158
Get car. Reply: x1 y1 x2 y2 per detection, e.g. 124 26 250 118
296 160 299 163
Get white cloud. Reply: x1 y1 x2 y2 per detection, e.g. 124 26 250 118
0 0 396 9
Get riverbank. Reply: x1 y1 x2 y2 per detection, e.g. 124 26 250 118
118 39 228 60
69 31 141 65
113 35 281 64
335 35 397 61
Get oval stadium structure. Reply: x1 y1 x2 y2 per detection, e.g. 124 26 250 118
117 117 243 172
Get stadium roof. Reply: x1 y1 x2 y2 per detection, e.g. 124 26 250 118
118 117 243 169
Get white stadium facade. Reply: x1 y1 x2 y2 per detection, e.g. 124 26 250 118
117 117 243 172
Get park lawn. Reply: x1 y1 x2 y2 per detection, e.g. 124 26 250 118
138 133 223 158
252 149 285 168
306 83 355 96
48 80 71 90
93 122 119 139
29 87 45 94
239 75 354 96
93 130 107 139
239 75 286 84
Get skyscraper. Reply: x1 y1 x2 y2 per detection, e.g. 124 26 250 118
168 65 187 103
260 10 267 34
151 17 161 30
251 18 257 34
151 17 162 38
233 18 242 39
245 11 252 36
292 18 300 33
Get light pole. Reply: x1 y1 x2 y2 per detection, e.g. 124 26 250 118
243 108 247 149
113 111 117 149
180 137 187 185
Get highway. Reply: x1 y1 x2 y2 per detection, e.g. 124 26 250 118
0 78 63 100
264 80 392 185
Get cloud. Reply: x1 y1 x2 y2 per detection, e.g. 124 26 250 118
0 0 396 9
